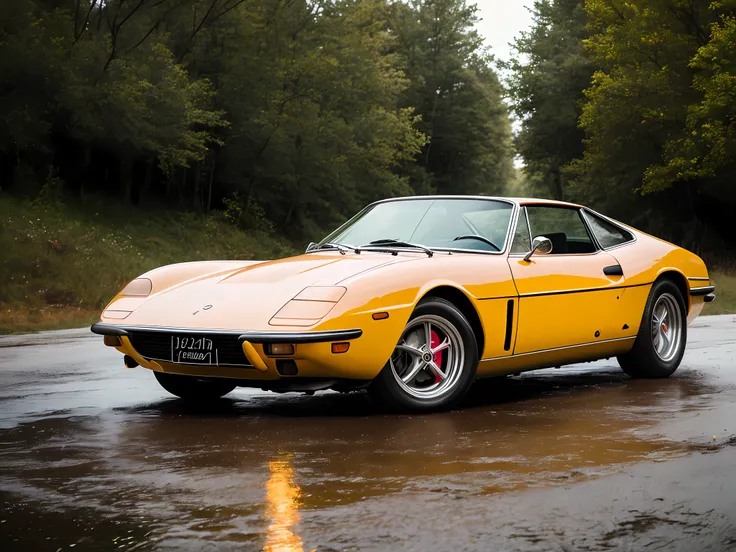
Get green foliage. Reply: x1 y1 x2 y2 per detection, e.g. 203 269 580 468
391 0 514 196
570 0 709 206
508 0 736 248
505 0 594 200
645 8 736 191
0 0 511 241
703 270 736 315
0 194 295 316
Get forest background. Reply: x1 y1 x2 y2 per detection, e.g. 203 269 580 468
2 0 734 332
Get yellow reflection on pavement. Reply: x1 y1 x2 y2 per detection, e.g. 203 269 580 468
264 456 313 552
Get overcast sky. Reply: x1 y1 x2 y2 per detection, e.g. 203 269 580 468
475 1 536 63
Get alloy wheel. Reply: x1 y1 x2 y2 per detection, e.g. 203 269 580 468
651 292 683 362
389 314 465 399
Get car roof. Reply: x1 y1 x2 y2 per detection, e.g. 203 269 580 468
371 195 583 208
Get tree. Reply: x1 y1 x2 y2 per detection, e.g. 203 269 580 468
198 0 426 237
644 4 736 191
505 0 594 200
392 0 514 196
567 0 713 223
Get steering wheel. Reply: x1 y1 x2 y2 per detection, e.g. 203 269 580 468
453 234 501 251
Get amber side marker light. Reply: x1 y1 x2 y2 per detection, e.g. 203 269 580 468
331 342 350 354
372 312 389 320
266 343 295 356
104 335 122 347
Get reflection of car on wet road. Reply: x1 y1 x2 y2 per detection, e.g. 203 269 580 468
91 196 716 411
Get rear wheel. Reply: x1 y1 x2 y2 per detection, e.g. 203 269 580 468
154 372 237 400
369 297 479 412
617 279 687 379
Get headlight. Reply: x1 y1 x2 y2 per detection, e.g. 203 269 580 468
270 286 346 326
120 278 152 297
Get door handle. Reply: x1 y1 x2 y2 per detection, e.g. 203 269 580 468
603 265 624 276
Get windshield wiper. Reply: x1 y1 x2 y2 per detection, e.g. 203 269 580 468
311 243 360 255
360 239 434 257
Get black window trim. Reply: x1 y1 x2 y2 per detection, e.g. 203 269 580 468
580 208 637 252
508 204 602 258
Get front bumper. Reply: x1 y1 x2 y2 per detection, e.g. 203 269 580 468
90 322 369 380
90 322 362 343
689 285 716 303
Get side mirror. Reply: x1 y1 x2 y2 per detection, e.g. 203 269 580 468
306 242 318 253
523 236 553 262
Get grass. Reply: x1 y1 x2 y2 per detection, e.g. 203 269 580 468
0 194 297 334
1 194 733 334
703 271 736 316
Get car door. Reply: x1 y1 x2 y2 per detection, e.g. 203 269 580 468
507 205 627 355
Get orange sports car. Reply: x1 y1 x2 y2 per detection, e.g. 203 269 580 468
92 196 715 411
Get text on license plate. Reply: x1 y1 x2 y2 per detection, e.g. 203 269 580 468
172 336 216 364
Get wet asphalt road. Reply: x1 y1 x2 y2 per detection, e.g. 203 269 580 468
1 316 736 551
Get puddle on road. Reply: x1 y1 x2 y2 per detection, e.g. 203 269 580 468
0 367 734 551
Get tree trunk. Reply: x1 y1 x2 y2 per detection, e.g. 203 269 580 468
552 167 564 201
139 157 154 205
121 153 133 204
179 167 186 207
80 143 92 201
193 162 202 212
206 157 216 213
245 175 256 206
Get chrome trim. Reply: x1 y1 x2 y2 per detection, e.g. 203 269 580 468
704 293 716 303
518 204 601 255
508 251 603 259
580 209 604 251
93 323 241 336
651 292 683 362
687 277 710 282
137 353 254 369
90 323 257 368
507 205 532 254
690 286 715 296
524 206 532 248
505 202 523 254
581 207 638 251
480 336 636 363
238 329 362 343
91 323 363 343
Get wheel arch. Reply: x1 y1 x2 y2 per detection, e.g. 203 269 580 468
418 285 485 357
655 270 690 313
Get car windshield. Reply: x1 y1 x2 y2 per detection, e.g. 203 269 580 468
319 198 515 252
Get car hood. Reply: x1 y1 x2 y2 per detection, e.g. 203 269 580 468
105 252 420 331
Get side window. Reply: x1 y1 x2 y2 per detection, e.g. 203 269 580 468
584 211 634 249
525 206 597 255
511 207 531 253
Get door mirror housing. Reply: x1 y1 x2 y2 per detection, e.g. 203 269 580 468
523 236 553 262
306 242 318 253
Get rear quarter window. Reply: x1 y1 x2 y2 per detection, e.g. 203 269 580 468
585 211 634 249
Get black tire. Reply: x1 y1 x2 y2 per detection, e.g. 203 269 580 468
154 371 237 400
617 279 687 379
369 297 479 412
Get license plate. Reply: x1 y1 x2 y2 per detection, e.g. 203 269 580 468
171 335 217 365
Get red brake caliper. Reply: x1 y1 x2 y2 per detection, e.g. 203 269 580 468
431 330 444 384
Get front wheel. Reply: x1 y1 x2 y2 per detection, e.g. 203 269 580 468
617 279 687 379
369 297 479 412
154 372 237 400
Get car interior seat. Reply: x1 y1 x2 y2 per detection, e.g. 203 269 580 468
536 232 568 254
